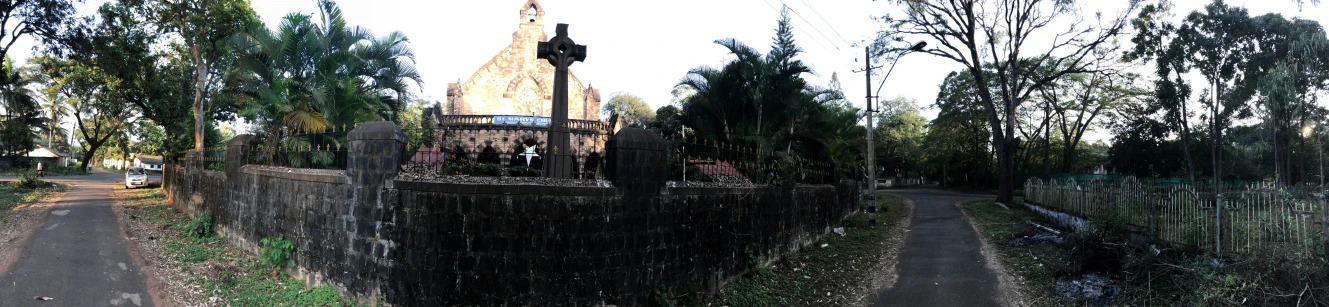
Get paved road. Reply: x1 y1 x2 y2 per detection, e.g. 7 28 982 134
0 169 156 306
867 189 1000 307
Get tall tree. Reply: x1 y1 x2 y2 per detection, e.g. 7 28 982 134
229 0 421 165
139 0 257 151
677 6 843 160
874 0 1137 203
0 56 39 157
924 71 993 187
0 0 78 60
1125 0 1200 183
647 105 683 138
601 91 654 127
1041 71 1146 172
875 96 926 176
35 56 131 171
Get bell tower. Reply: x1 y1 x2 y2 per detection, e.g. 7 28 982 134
520 0 543 25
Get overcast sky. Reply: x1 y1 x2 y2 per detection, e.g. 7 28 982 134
9 0 1329 141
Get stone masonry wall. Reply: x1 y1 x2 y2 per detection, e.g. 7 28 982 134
379 182 858 306
164 123 861 307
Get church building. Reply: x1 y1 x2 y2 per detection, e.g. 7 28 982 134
445 0 601 120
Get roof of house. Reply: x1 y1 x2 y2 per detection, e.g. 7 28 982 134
135 154 164 164
25 145 69 158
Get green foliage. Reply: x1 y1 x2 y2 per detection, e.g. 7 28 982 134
647 105 683 138
603 91 655 127
186 211 214 238
208 162 226 172
922 72 993 188
874 96 927 176
231 0 422 159
17 171 44 189
0 179 63 214
0 56 41 157
507 166 541 177
650 285 676 307
124 188 357 306
259 235 295 269
676 8 857 162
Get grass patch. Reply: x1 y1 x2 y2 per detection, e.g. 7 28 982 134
117 187 362 307
0 166 89 176
0 181 66 214
962 200 1076 307
702 194 910 307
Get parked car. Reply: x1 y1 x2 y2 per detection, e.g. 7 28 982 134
125 167 149 189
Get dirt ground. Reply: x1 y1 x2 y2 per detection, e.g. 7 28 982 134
112 188 235 307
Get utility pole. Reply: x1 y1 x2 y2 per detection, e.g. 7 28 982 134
862 46 878 226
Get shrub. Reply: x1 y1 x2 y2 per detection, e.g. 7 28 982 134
260 235 295 270
17 171 43 189
508 166 541 177
470 162 503 176
185 211 213 238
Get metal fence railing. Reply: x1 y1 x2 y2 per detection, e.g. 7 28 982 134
1025 177 1329 260
399 118 611 181
662 134 847 185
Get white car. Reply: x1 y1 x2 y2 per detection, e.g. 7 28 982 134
125 167 149 189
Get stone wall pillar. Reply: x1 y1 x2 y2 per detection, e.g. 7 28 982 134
225 135 251 178
185 149 205 171
606 128 667 196
346 121 407 300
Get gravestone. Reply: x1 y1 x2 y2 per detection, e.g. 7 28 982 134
537 23 587 179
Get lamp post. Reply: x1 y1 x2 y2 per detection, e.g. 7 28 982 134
863 41 925 226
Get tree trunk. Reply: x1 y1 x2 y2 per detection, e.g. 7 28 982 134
193 63 208 150
79 142 104 173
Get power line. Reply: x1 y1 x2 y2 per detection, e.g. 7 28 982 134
757 0 856 71
776 0 843 52
797 0 853 47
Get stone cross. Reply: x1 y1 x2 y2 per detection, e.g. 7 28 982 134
537 23 586 179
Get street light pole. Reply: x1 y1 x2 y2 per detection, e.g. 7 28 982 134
860 42 926 226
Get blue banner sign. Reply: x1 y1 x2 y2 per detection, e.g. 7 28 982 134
493 116 550 127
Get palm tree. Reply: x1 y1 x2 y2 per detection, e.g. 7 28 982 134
229 0 421 166
675 7 836 159
0 56 41 156
40 92 71 148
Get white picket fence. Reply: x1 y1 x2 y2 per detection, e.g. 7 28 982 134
1024 177 1328 259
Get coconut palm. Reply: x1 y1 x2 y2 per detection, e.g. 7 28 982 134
229 0 420 166
0 56 41 156
40 92 71 148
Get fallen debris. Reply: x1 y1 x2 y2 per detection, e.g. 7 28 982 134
1053 272 1117 306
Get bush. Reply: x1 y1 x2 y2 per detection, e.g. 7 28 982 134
185 211 213 238
260 235 295 270
17 171 43 189
470 162 503 176
508 166 541 177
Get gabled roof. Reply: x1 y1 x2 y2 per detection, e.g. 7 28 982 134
135 154 163 164
25 144 68 158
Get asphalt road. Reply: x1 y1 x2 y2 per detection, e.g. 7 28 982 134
0 169 156 306
867 189 999 307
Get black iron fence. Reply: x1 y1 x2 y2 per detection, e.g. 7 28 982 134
400 122 610 180
663 134 845 185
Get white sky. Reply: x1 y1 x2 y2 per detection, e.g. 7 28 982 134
8 0 1329 141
